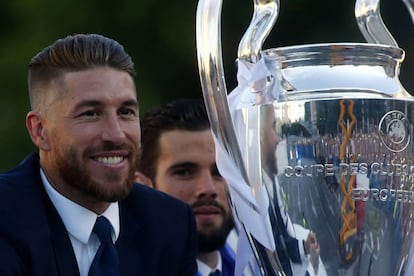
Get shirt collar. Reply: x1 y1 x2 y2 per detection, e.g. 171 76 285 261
40 168 120 244
196 250 222 276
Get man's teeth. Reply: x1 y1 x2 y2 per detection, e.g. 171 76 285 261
95 156 124 164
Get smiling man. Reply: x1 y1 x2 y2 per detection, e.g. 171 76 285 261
0 34 197 276
136 98 236 276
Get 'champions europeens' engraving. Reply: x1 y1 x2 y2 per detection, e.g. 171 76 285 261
353 188 414 203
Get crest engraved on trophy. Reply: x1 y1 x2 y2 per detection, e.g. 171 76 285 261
196 0 414 275
378 110 411 152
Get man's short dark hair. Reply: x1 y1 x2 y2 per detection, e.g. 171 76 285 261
28 33 135 111
138 98 210 182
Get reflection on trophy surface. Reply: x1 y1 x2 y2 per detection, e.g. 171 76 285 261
196 0 414 275
259 105 323 275
264 98 414 275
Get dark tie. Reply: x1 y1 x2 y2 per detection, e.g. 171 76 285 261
88 216 120 276
209 270 221 276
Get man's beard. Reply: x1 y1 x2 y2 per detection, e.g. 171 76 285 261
55 142 139 202
195 201 235 253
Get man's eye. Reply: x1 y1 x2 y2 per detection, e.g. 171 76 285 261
173 169 192 178
80 110 100 117
119 108 137 117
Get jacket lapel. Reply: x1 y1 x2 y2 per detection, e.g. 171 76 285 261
116 201 142 275
46 200 80 276
29 153 80 276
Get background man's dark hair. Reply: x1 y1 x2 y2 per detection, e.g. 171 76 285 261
138 98 210 182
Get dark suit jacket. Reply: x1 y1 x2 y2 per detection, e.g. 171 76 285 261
0 152 197 276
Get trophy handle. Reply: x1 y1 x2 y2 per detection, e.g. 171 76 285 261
237 0 399 60
195 0 248 192
237 0 280 62
196 0 285 275
402 0 414 24
355 0 398 46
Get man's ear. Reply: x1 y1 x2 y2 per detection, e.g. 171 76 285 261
26 111 50 151
134 171 154 188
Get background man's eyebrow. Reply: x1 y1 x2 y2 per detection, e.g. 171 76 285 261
169 162 197 170
122 99 139 108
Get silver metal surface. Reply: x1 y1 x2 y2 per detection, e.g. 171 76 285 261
195 0 246 184
237 0 279 63
195 0 414 275
402 0 414 25
264 43 410 101
355 0 398 47
239 97 414 275
196 0 284 275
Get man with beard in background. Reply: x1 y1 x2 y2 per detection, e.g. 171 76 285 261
136 98 236 276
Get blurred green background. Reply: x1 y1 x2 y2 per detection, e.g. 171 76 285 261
1 0 414 171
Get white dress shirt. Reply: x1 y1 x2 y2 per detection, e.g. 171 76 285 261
196 250 222 276
40 169 120 276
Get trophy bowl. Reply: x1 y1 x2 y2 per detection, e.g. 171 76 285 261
196 0 414 275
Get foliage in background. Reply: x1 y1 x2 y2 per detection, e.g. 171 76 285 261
0 0 413 171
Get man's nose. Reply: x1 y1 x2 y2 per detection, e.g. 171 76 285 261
101 115 126 143
196 173 218 198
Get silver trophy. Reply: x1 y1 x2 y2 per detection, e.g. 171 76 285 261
196 0 414 275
